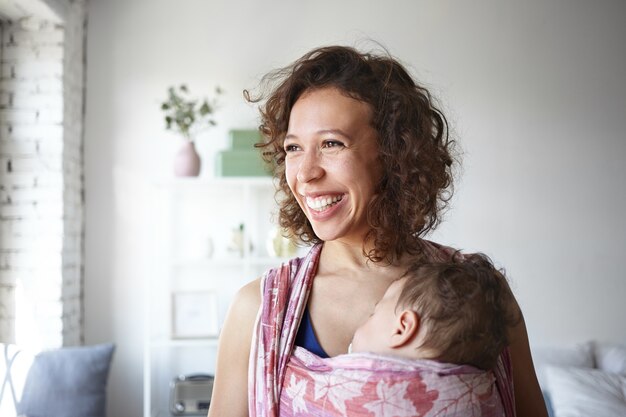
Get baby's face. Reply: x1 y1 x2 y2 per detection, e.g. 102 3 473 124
350 278 406 354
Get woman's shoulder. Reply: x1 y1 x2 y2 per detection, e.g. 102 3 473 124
231 244 316 322
239 277 261 298
419 238 461 262
229 278 262 323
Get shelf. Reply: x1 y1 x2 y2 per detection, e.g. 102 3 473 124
144 176 288 417
171 256 294 268
249 256 293 266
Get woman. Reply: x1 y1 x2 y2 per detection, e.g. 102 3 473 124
208 46 547 417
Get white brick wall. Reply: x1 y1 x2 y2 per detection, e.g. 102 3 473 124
60 0 86 348
0 0 87 349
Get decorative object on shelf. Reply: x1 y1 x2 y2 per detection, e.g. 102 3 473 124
215 129 271 177
266 227 298 258
161 84 223 177
171 291 219 339
227 223 245 257
173 140 201 177
170 374 214 416
205 235 214 258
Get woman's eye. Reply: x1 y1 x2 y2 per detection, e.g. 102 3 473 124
284 144 299 152
323 140 345 149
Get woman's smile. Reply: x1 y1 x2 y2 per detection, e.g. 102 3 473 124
305 194 344 211
302 192 347 223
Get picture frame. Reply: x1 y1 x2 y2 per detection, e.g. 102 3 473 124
171 291 219 339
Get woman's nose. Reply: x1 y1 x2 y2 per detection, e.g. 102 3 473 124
296 149 324 183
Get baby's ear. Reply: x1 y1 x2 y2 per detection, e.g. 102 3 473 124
390 310 420 348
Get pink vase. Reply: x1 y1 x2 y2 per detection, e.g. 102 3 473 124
174 141 201 177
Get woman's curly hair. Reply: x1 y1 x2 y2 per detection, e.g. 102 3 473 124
247 45 457 263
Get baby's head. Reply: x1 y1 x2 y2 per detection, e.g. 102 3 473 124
351 253 521 370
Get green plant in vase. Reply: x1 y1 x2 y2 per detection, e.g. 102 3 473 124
161 84 222 176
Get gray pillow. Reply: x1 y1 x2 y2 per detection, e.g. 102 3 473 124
17 343 115 417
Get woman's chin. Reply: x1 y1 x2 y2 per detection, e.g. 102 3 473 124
311 228 347 243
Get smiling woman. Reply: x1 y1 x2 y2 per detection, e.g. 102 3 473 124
251 47 455 265
208 46 548 417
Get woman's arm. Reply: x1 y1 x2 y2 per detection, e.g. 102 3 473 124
208 278 261 417
509 310 549 417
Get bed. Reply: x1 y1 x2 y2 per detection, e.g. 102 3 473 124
532 341 626 417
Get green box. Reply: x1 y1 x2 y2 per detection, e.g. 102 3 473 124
229 129 262 150
215 150 271 177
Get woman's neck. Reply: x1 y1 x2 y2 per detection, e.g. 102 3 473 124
318 239 409 278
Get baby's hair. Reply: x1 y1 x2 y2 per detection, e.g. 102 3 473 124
397 253 521 370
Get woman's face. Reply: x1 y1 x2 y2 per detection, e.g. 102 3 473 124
284 87 382 244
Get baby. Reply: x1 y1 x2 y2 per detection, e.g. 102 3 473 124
279 253 521 415
350 253 521 370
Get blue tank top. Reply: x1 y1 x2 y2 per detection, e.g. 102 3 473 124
294 307 329 358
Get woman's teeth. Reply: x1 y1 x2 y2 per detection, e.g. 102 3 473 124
306 195 343 211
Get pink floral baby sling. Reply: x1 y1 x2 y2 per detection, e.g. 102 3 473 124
249 242 516 417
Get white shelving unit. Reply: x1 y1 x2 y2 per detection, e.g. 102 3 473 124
143 177 302 417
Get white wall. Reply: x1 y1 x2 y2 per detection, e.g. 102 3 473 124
84 0 626 414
